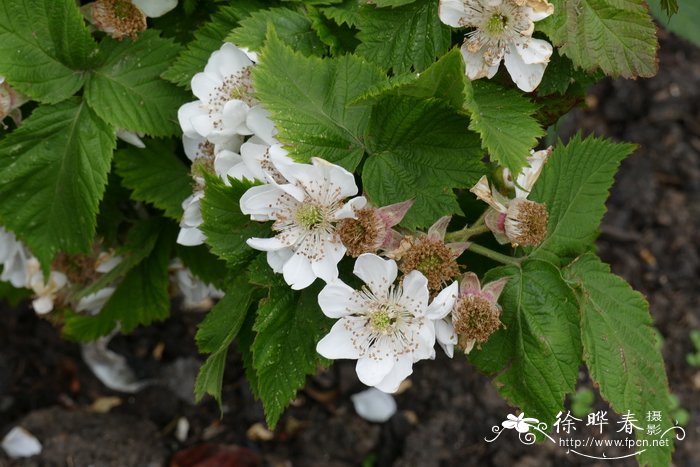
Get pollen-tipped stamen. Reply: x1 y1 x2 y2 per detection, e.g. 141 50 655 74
89 0 147 40
400 238 460 294
453 294 502 351
338 208 385 257
504 198 549 247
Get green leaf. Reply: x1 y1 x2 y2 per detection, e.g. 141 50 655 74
194 275 255 404
659 0 679 16
63 221 175 341
470 259 581 422
307 6 360 55
363 95 484 229
252 279 331 428
0 0 97 103
228 7 326 56
372 0 417 6
529 134 636 264
85 31 189 137
253 29 386 171
648 0 700 47
321 0 363 26
540 0 658 78
565 253 673 467
0 98 115 269
357 47 466 109
463 80 544 174
355 0 450 73
162 1 264 88
200 175 269 268
114 139 192 220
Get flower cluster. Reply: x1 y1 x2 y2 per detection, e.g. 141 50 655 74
180 40 553 393
0 228 121 314
439 0 554 92
176 42 291 247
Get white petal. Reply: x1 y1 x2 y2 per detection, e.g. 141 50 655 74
514 38 553 65
515 148 550 197
239 184 284 219
316 320 362 359
215 150 244 180
351 388 397 423
32 296 54 315
373 354 413 393
470 175 507 212
438 0 468 27
76 287 115 315
246 236 288 252
206 43 253 78
191 72 220 103
222 100 252 135
313 157 358 198
334 196 367 220
318 281 360 318
398 270 429 313
412 321 436 361
177 227 206 246
190 113 216 140
116 129 145 148
282 251 316 290
177 101 203 138
435 318 457 358
353 253 397 297
356 355 394 387
1 427 42 459
504 43 548 92
132 0 177 17
311 240 345 283
182 134 204 162
461 45 502 80
266 248 293 274
246 105 277 145
426 281 458 320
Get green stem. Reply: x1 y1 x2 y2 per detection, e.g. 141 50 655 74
466 243 521 266
444 224 491 242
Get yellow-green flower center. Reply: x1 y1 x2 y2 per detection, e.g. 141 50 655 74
485 13 508 34
295 204 324 229
369 304 398 333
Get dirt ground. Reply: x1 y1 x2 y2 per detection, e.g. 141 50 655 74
1 32 699 467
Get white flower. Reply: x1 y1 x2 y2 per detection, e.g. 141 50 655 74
178 43 267 145
176 191 206 246
439 0 554 92
0 227 31 288
25 258 68 315
316 254 458 392
470 147 551 246
116 129 145 148
241 158 366 289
